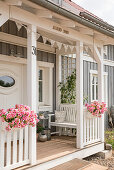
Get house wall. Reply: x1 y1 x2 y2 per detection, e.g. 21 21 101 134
0 20 56 111
83 61 98 103
0 20 114 127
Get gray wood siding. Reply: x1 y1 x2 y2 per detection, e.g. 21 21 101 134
83 61 98 103
104 65 114 107
104 45 114 61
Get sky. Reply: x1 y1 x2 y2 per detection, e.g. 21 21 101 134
72 0 114 26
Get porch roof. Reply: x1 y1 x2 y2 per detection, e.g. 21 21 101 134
29 0 114 38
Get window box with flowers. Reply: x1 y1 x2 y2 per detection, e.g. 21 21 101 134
85 101 107 119
0 104 39 131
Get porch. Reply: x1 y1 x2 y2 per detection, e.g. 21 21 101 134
14 135 104 170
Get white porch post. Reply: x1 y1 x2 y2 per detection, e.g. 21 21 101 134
98 47 104 142
27 25 37 164
56 50 62 110
76 41 84 149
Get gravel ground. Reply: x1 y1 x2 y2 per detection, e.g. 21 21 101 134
84 151 114 170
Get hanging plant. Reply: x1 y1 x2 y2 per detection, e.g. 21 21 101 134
85 101 107 118
0 104 39 131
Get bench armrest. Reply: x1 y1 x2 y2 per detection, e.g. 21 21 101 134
48 114 55 128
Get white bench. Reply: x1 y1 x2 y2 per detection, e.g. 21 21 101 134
49 104 77 136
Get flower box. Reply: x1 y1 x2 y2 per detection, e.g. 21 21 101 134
86 111 95 119
85 101 107 118
0 104 39 131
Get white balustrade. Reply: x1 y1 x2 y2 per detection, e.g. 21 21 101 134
83 107 101 146
59 104 101 145
0 120 29 170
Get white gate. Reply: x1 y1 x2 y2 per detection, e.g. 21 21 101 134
0 122 29 170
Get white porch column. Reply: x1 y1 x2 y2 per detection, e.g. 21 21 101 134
76 41 84 149
27 25 37 164
98 47 104 142
56 50 62 110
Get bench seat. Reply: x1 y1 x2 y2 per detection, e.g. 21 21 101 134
50 122 77 128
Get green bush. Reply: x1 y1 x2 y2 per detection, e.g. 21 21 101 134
105 129 114 149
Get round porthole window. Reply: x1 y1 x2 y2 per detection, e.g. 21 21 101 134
0 76 15 87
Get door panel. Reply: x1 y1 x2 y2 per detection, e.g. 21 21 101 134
0 61 23 110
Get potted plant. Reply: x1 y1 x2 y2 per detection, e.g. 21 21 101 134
39 113 44 119
85 101 107 119
0 104 39 131
37 122 48 142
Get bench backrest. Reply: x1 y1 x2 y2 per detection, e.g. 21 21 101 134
60 104 77 123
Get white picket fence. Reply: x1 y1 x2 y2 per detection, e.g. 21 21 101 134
0 120 30 170
83 107 101 146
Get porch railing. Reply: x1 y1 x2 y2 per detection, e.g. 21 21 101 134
83 107 101 146
59 104 101 146
0 120 29 170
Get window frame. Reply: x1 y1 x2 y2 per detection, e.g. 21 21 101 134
90 70 108 106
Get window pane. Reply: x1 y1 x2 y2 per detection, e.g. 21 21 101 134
92 85 94 100
39 70 42 80
39 81 42 102
92 76 95 84
96 77 98 84
0 76 15 87
96 85 98 100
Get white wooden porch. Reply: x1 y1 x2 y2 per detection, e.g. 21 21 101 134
0 1 108 169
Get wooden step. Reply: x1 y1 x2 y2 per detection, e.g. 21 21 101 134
50 159 108 170
50 159 91 170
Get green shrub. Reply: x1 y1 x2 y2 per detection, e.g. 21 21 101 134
105 129 114 149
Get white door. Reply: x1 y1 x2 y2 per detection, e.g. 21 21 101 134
0 61 23 110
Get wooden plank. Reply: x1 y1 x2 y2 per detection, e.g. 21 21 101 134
0 129 5 168
6 132 11 166
24 126 28 161
51 158 90 170
19 129 23 162
13 130 17 164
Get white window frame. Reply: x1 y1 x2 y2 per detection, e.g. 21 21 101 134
37 61 54 112
90 70 108 106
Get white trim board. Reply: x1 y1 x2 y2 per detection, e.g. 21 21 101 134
90 70 108 75
0 32 56 54
103 59 114 67
38 61 54 68
83 55 114 67
83 55 97 63
0 55 54 68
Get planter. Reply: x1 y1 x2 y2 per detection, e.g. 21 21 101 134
43 129 51 141
86 112 95 119
0 121 8 131
0 122 23 132
38 133 47 142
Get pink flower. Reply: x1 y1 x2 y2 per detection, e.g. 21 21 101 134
85 101 107 118
0 104 39 131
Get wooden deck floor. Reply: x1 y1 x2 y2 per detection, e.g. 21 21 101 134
37 136 78 164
